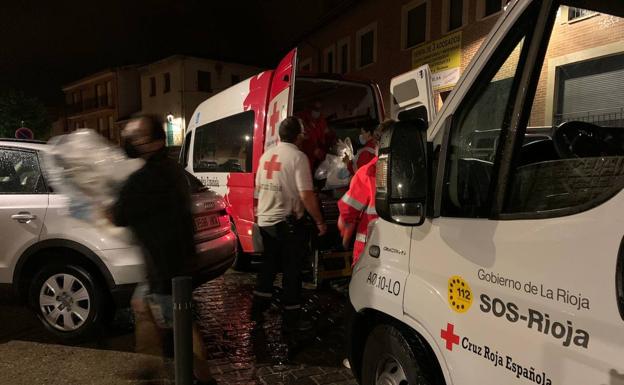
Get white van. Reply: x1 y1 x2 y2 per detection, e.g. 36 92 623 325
348 1 624 384
180 51 384 276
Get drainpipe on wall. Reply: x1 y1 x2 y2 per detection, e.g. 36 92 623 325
181 58 186 135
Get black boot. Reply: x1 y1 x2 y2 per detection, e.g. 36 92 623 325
251 296 271 321
283 308 314 332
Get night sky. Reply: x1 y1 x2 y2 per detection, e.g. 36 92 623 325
0 0 349 108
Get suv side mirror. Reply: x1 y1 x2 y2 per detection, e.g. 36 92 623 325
375 119 429 226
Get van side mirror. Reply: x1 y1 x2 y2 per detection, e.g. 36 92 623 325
375 119 428 226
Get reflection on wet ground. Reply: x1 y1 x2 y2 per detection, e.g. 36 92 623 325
0 270 356 385
193 271 356 384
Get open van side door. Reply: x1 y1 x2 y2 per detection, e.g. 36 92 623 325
390 64 436 124
264 49 297 151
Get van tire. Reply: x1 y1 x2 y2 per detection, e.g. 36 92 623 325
361 324 443 385
233 249 251 271
28 263 106 342
231 221 251 271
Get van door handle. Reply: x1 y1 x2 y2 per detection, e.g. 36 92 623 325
11 212 37 224
616 236 624 321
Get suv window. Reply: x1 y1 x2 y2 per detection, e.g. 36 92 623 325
504 3 624 215
441 27 529 218
0 148 46 194
193 111 254 173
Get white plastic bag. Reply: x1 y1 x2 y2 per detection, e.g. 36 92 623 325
314 137 353 190
42 129 144 226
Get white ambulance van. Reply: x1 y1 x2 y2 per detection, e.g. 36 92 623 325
348 1 624 384
180 50 384 273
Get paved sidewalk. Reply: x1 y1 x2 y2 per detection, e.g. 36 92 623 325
0 340 167 385
0 271 358 385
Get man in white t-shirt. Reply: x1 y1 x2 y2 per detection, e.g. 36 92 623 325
252 116 327 331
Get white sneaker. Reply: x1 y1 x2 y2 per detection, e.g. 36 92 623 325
342 358 351 369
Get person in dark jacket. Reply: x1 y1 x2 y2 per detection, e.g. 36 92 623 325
112 115 215 385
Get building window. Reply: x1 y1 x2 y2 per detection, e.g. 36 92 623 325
299 58 312 73
231 74 240 85
567 7 595 22
163 73 171 93
444 0 466 32
96 84 105 107
197 71 212 92
323 45 336 73
478 0 510 20
106 81 113 106
149 77 156 97
337 37 350 74
403 1 428 49
356 22 377 69
108 116 114 137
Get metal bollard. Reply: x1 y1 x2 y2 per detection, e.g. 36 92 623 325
173 276 193 385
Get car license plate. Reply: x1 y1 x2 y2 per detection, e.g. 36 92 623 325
194 214 220 231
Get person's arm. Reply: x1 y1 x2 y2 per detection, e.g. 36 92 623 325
299 190 327 235
337 168 368 247
295 155 326 235
356 150 375 170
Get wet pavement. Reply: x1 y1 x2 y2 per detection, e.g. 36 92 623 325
193 271 356 385
0 270 357 385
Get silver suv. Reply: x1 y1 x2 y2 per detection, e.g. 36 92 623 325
0 139 236 340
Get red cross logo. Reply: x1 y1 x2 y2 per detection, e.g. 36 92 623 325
440 323 460 351
269 102 280 136
263 154 282 179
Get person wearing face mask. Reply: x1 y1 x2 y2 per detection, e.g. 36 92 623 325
298 101 329 171
337 119 394 370
344 125 377 175
112 114 216 385
338 119 395 266
251 116 327 331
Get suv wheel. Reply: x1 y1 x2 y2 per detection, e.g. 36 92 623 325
29 264 105 341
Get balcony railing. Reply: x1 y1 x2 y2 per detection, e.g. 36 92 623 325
67 96 113 115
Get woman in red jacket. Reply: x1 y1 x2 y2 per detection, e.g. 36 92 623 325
344 126 377 175
338 120 394 266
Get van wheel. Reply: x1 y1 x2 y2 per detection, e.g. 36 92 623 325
233 245 251 271
361 324 443 385
29 264 105 342
231 222 251 271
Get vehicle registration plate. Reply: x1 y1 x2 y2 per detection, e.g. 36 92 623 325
194 214 220 231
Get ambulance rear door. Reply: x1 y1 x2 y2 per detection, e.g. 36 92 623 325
264 49 297 151
389 64 436 123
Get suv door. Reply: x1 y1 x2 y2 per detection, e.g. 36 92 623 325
404 1 624 384
0 147 48 283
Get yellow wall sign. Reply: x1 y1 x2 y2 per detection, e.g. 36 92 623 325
448 275 473 313
412 31 462 91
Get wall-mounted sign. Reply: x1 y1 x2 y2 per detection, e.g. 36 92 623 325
412 31 462 91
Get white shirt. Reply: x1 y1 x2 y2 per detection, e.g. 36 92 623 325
255 142 313 227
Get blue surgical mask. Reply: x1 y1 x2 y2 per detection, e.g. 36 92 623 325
358 134 368 145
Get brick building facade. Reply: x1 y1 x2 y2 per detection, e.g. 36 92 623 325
298 0 624 125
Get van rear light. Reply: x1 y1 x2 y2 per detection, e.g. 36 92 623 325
376 155 388 190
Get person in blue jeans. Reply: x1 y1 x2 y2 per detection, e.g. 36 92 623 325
113 114 215 385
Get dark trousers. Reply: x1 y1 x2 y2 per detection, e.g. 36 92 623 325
255 220 306 308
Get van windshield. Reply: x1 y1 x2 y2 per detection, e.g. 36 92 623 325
293 77 379 156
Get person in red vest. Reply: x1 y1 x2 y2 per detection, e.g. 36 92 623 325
344 125 377 175
297 101 331 170
338 120 394 266
339 119 394 370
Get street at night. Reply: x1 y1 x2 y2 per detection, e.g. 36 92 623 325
1 270 355 385
2 1 624 384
